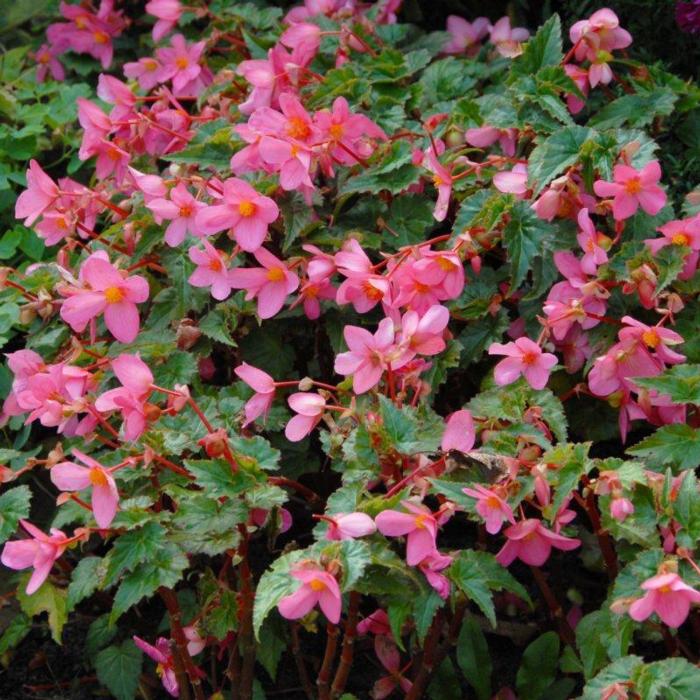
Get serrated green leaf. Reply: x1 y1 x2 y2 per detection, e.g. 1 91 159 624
0 484 31 544
515 632 559 700
95 640 143 700
627 424 700 471
17 577 67 644
456 615 492 700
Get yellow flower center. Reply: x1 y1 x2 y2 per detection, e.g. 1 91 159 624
39 53 51 64
238 201 256 217
176 56 189 70
642 329 660 348
361 281 383 301
625 178 642 195
286 117 311 140
93 31 109 45
433 175 444 187
414 514 428 529
75 16 87 29
267 267 286 282
209 258 223 272
309 578 326 592
104 286 124 303
89 467 108 487
329 123 344 140
436 256 456 272
145 59 158 72
672 232 690 246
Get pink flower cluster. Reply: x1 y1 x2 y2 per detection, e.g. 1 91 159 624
444 15 530 58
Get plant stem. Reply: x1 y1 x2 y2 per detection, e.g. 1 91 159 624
317 622 339 700
330 592 360 698
573 490 618 579
404 610 445 700
290 623 315 700
529 566 576 646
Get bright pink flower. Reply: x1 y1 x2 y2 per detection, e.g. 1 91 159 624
324 512 377 541
77 98 113 160
444 15 491 54
628 572 700 628
195 178 279 252
277 565 342 623
94 354 154 441
375 501 438 566
493 164 529 197
229 247 299 319
147 183 205 246
490 16 530 58
465 126 517 156
60 252 149 343
412 248 465 300
577 208 609 274
91 139 131 182
563 64 589 114
335 240 391 313
133 636 179 697
610 496 634 522
423 149 452 222
372 634 412 699
234 362 276 426
280 22 322 55
570 9 632 63
188 240 235 300
645 216 700 280
145 0 183 41
594 161 666 221
488 337 558 390
463 484 515 534
51 450 119 528
543 282 607 341
397 305 450 361
1 520 71 595
357 609 391 637
35 44 65 82
285 392 326 441
128 166 167 202
156 34 210 95
334 318 397 394
418 552 453 599
123 56 165 91
15 160 59 226
96 74 137 122
440 409 476 453
496 519 581 566
619 316 685 366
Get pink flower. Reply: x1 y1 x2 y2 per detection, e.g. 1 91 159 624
285 392 326 441
465 126 517 156
488 338 558 390
51 450 120 528
372 635 412 699
593 161 666 221
147 183 205 247
570 9 632 63
60 252 149 343
490 16 530 58
628 572 700 628
375 501 438 566
188 240 235 301
145 0 183 41
133 636 178 697
357 609 391 637
35 44 65 82
423 148 452 222
123 56 165 91
577 208 609 274
234 362 276 426
645 216 700 280
496 519 581 567
334 318 397 394
463 484 515 534
184 626 205 656
1 520 71 595
397 305 450 361
619 316 685 366
94 354 154 441
323 512 377 541
277 565 342 623
156 34 208 95
195 178 279 252
610 496 634 522
563 64 589 114
15 160 59 226
228 247 299 319
444 16 491 54
418 552 453 599
440 409 476 453
493 164 529 196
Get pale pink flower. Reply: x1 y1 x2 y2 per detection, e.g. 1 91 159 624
195 178 279 252
35 44 65 82
145 0 183 41
463 484 515 534
563 64 589 114
147 183 206 246
1 520 71 595
490 16 530 58
60 252 149 343
133 636 178 697
15 160 59 226
488 338 558 390
418 552 453 599
619 316 685 366
156 34 210 95
123 56 165 91
280 22 322 55
440 409 476 453
493 164 528 197
397 305 450 361
234 362 276 426
577 208 609 274
610 496 634 522
645 216 700 280
96 74 137 122
277 565 342 623
570 9 632 63
375 501 438 566
465 126 517 156
51 450 119 528
593 161 666 221
496 519 581 567
372 635 412 699
444 16 491 54
628 572 700 628
285 392 326 441
188 240 235 300
323 512 377 541
423 148 452 222
229 247 299 319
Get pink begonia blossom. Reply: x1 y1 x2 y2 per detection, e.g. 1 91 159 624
444 16 491 54
493 164 529 196
463 484 515 535
229 247 299 319
543 281 607 341
490 16 530 58
251 506 293 533
277 565 342 623
1 520 72 595
77 98 112 160
335 239 391 313
195 178 279 252
285 392 326 441
563 64 589 114
145 0 183 41
489 337 558 390
413 248 465 300
128 166 167 203
59 251 149 343
357 609 391 637
610 496 634 522
423 147 452 222
295 271 336 320
496 519 581 567
183 626 205 656
645 216 700 280
234 362 276 426
188 240 236 300
51 450 120 528
94 354 154 441
15 160 59 226
280 22 322 55
619 316 685 366
156 34 210 95
397 305 450 361
593 161 666 221
147 183 205 246
372 634 412 699
334 318 398 394
577 208 609 274
133 636 179 697
123 56 165 91
628 572 700 628
465 126 517 156
35 44 65 82
570 9 632 62
96 74 137 122
418 552 453 599
323 512 377 541
375 501 438 566
440 409 476 453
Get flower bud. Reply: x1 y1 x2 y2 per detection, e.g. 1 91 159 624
199 429 229 458
176 319 201 350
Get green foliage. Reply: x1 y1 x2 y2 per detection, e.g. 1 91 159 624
95 640 143 700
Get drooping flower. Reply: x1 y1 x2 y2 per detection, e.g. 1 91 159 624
418 551 453 599
463 484 515 535
145 0 183 41
285 392 326 441
593 161 666 221
496 519 581 567
133 636 179 697
277 565 342 623
576 208 609 274
50 450 120 528
147 183 206 247
444 16 491 54
375 501 438 566
35 44 65 82
628 572 700 628
488 338 558 391
440 409 476 453
234 362 276 426
15 160 59 226
188 240 235 301
490 16 530 58
323 512 377 541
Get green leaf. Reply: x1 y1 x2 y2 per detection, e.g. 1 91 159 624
456 615 492 700
634 657 700 700
589 88 678 130
200 309 237 347
581 656 644 700
413 588 445 642
673 470 700 548
0 613 31 655
458 309 509 364
95 640 143 700
185 459 257 497
229 435 280 472
68 556 105 610
515 632 559 700
576 609 633 680
511 15 563 78
633 364 700 405
17 578 68 644
384 195 435 248
164 119 233 171
627 424 700 471
0 484 31 544
106 522 166 580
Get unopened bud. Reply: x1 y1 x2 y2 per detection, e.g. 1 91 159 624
169 163 184 178
298 376 314 391
199 429 229 458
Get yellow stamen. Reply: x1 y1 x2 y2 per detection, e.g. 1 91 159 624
104 286 124 303
642 329 660 348
89 467 108 487
286 117 311 140
267 267 285 282
238 201 256 217
672 232 690 246
309 578 326 592
175 56 189 70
